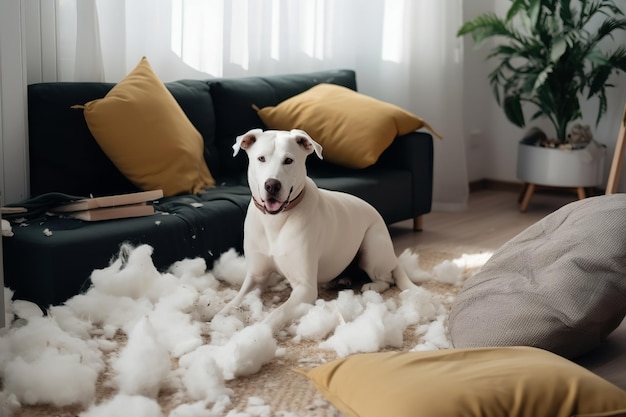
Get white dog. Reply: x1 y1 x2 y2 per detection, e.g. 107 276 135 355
218 128 417 332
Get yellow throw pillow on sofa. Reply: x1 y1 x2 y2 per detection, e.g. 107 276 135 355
73 57 215 197
255 83 441 169
300 346 626 417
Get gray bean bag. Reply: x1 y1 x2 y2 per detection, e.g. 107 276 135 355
449 194 626 359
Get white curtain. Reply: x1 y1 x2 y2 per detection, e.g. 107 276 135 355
26 0 469 210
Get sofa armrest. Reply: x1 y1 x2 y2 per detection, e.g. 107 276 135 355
377 131 434 218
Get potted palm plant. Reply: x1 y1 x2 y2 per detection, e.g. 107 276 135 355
458 0 626 190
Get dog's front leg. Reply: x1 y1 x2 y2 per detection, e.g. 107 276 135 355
264 280 318 333
216 253 274 318
216 273 259 317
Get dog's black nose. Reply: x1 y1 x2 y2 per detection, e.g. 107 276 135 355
265 178 281 195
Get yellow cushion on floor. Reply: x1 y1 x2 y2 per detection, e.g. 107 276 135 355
301 346 626 417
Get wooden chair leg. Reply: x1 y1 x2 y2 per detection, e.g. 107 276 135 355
519 183 535 212
413 215 423 232
576 187 586 200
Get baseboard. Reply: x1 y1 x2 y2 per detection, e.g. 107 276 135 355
469 179 604 196
469 179 521 193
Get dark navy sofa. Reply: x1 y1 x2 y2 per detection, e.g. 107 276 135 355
2 69 434 308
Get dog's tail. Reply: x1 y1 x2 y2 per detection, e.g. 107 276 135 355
392 264 418 291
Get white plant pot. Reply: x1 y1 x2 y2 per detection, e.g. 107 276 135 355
516 141 607 188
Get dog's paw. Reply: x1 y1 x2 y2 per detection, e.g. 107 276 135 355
361 281 391 293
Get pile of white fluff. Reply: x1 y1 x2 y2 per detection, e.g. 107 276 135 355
0 244 488 417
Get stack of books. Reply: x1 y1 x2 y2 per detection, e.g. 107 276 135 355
53 189 164 221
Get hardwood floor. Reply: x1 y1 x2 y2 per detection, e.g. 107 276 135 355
390 188 582 255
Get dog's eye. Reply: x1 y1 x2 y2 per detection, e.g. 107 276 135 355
284 158 293 165
257 156 265 162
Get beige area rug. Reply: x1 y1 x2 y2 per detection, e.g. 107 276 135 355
7 246 491 417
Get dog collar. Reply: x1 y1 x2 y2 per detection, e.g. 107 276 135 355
252 188 305 215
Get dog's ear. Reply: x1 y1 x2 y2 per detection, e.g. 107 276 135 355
233 128 263 156
290 129 323 159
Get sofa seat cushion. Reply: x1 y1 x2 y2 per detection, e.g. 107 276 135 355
4 193 248 308
75 57 215 197
449 194 626 359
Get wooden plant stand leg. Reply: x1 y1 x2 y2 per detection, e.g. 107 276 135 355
519 183 535 212
518 183 529 203
413 215 423 232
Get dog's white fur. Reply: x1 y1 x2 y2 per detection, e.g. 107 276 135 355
218 129 417 332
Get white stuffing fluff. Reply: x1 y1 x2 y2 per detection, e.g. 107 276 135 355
209 314 245 346
3 287 15 330
168 257 208 280
212 248 247 285
221 323 277 378
432 260 463 285
412 314 452 351
4 348 99 406
112 317 171 398
0 244 485 416
320 301 399 357
90 244 163 301
396 287 446 326
179 353 232 402
0 392 20 417
79 394 164 417
5 316 104 370
149 307 203 357
295 299 341 340
1 218 14 237
335 290 365 322
181 323 277 380
398 249 432 283
64 289 154 334
169 400 231 417
47 305 94 339
10 300 43 320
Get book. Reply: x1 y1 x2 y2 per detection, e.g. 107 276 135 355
65 202 156 221
0 206 27 215
53 189 163 213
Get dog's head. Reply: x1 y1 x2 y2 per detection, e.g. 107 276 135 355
233 129 323 214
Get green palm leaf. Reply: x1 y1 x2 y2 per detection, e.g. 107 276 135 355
457 0 626 143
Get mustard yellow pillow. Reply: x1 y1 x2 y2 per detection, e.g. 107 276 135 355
74 57 215 197
255 83 441 169
300 346 626 417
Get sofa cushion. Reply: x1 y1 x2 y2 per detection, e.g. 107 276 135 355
449 194 626 359
27 79 217 198
256 83 440 169
74 57 215 197
209 69 358 177
301 346 626 417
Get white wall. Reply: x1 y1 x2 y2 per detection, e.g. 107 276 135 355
463 0 626 190
462 0 493 182
0 1 29 206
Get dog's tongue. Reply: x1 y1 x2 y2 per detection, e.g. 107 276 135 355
265 199 284 213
